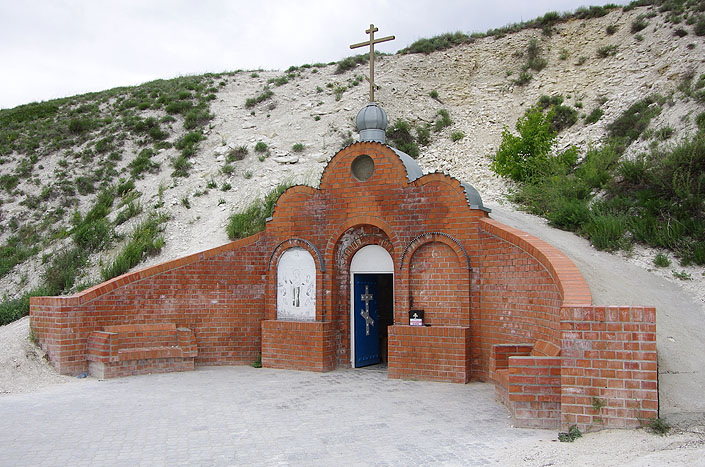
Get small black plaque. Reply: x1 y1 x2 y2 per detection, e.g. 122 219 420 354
409 309 424 326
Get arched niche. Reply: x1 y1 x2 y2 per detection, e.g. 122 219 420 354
277 247 316 321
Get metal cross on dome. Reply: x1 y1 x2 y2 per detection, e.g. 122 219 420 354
350 24 395 102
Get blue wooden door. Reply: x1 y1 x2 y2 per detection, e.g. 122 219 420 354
354 274 380 367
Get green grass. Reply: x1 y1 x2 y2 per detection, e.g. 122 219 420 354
129 148 160 179
245 86 274 108
597 45 619 58
433 109 452 132
227 146 248 162
101 214 167 281
451 131 465 142
399 32 471 54
254 141 268 153
226 182 293 240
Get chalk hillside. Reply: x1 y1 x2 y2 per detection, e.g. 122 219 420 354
1 4 704 310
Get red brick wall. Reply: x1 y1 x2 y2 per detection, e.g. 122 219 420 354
560 306 658 431
388 325 471 383
261 320 336 372
409 242 470 327
31 235 271 375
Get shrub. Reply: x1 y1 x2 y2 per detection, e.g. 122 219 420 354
606 24 619 35
292 143 304 153
550 105 579 132
433 109 452 132
492 106 556 183
387 119 420 159
585 108 604 124
171 155 192 177
0 286 54 325
631 14 649 33
429 90 440 100
43 247 86 295
526 38 547 71
416 125 431 146
597 45 619 58
696 111 705 131
334 53 369 74
695 18 705 36
584 213 629 251
129 148 160 179
653 253 671 267
674 27 688 37
607 96 661 146
227 146 248 162
451 131 465 142
184 107 212 130
514 71 533 86
254 141 268 153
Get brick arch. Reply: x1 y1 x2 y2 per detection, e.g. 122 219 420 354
399 231 471 271
324 215 402 267
265 238 326 321
407 240 471 327
338 234 395 275
267 238 325 273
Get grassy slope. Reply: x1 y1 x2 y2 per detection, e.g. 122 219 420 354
2 0 705 324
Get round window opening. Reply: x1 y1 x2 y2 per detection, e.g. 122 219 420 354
351 154 375 182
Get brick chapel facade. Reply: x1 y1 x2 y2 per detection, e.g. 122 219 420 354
30 103 658 431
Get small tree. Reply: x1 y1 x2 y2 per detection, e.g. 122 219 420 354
491 106 556 182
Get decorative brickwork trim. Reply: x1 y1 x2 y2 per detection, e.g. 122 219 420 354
399 231 471 270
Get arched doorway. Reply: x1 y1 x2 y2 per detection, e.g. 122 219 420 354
349 245 394 368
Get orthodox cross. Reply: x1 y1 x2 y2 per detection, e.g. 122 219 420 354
360 285 375 335
350 24 395 102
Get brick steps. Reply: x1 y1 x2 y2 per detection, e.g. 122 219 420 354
87 323 197 379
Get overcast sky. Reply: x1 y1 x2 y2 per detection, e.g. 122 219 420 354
0 1 624 110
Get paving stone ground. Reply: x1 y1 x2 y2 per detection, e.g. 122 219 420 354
0 365 550 466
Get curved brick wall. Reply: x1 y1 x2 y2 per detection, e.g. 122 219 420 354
473 218 592 379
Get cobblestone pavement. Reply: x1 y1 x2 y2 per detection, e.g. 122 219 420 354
0 366 551 466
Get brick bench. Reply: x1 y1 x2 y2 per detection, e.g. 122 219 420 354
490 340 562 429
87 323 198 379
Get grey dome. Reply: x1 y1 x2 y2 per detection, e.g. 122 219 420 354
356 103 388 143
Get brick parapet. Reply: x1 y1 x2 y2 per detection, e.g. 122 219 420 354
388 325 471 383
261 320 336 372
